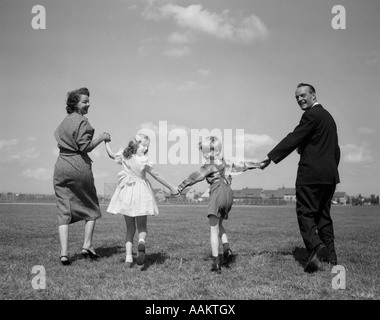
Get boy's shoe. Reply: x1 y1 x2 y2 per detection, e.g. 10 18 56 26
223 249 233 265
136 242 146 265
211 262 221 273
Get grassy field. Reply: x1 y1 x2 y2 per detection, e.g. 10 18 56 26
0 203 379 300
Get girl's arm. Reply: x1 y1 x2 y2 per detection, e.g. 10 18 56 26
105 141 116 160
147 169 178 195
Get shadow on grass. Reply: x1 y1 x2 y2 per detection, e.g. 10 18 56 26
250 247 309 267
96 245 124 258
140 251 170 271
221 253 238 269
69 245 124 262
292 246 309 267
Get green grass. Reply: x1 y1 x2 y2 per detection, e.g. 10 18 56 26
0 203 379 300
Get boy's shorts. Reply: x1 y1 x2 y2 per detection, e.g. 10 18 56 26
207 180 233 219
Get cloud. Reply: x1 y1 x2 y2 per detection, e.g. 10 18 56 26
93 171 110 179
168 31 195 44
137 37 160 56
141 3 269 58
342 144 373 164
163 46 191 57
154 4 269 43
139 121 190 136
241 133 276 150
22 168 51 180
196 68 211 77
0 138 18 150
357 127 376 135
146 80 203 95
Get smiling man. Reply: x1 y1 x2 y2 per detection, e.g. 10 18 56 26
259 83 340 273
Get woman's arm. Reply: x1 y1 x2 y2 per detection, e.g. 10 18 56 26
104 141 116 160
87 132 110 152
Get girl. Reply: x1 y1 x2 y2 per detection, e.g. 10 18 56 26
176 136 259 273
105 133 178 267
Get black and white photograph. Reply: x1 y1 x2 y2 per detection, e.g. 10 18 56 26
1 0 379 309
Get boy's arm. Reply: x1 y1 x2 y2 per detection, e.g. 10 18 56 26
245 161 261 170
177 165 214 194
105 141 116 160
229 161 259 174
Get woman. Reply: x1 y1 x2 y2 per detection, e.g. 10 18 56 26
53 87 110 265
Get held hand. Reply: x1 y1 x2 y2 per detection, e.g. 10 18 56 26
247 162 261 170
102 132 111 142
259 157 271 170
170 187 180 197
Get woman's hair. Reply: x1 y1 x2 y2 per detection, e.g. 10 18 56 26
199 136 223 160
123 133 150 159
66 87 90 114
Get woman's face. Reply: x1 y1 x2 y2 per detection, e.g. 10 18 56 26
76 94 90 115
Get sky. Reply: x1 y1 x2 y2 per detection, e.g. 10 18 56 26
1 0 379 197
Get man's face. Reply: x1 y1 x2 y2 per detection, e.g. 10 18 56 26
295 86 316 110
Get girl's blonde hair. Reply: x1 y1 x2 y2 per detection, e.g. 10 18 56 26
199 136 223 160
123 133 150 159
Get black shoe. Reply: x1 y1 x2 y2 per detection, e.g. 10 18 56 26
321 252 338 266
325 258 338 266
223 249 233 265
60 255 71 266
136 242 146 265
304 244 327 273
82 248 99 260
211 262 221 273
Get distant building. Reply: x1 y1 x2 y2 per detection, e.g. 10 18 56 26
277 187 296 202
332 191 347 205
262 189 281 199
233 188 263 198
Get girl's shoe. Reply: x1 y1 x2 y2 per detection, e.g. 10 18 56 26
82 248 100 260
136 242 146 265
211 261 221 273
60 255 71 266
223 249 233 265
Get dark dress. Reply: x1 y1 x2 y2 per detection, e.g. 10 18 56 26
53 113 102 225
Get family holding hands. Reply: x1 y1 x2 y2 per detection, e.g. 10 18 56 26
54 83 340 274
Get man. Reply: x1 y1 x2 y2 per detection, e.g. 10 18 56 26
260 83 340 273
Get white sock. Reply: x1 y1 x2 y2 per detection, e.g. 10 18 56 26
138 239 145 244
126 255 133 263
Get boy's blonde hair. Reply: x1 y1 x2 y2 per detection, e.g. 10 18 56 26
199 136 223 160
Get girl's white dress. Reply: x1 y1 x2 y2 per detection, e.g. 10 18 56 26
107 150 159 217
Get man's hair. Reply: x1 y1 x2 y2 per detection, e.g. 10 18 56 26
297 83 316 94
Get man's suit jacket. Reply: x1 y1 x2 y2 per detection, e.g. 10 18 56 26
268 104 340 185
